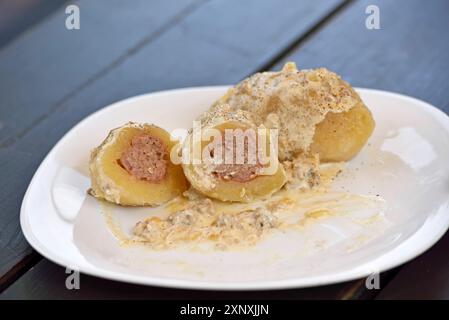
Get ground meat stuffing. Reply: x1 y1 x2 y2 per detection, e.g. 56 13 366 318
120 133 168 182
213 163 261 182
211 131 263 183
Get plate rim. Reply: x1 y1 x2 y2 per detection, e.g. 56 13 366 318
20 86 449 291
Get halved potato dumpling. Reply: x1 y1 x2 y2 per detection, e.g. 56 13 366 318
310 102 375 162
182 115 287 202
89 122 187 206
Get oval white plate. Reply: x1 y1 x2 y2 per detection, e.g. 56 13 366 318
20 87 449 290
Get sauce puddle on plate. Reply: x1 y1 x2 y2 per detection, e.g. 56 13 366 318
100 163 391 253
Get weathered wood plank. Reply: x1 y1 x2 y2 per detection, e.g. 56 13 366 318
0 259 357 299
0 0 204 146
0 0 345 285
0 0 68 48
276 0 449 112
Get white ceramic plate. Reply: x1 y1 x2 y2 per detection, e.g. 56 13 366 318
20 87 449 290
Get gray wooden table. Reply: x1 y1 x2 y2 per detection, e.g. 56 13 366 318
1 0 449 300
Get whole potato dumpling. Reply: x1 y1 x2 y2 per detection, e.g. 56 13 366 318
310 102 375 162
210 62 375 162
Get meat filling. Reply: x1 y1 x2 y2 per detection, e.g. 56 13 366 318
211 133 263 183
213 164 261 182
120 133 168 182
